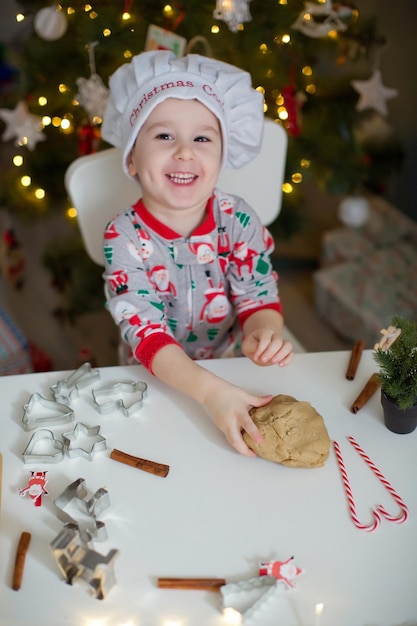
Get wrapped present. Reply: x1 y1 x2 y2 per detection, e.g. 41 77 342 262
0 307 32 376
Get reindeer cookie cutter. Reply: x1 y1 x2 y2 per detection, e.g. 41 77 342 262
53 477 111 543
50 524 119 600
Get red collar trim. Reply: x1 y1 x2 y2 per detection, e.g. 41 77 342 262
132 196 216 239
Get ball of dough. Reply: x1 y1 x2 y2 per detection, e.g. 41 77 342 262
244 394 330 468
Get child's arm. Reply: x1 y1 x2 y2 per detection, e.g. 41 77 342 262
241 308 294 367
151 343 272 456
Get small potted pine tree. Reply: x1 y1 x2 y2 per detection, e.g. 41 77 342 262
373 315 417 434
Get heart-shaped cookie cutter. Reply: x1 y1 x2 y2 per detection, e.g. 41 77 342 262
23 429 65 464
51 362 101 404
62 422 107 461
92 380 147 416
22 393 74 431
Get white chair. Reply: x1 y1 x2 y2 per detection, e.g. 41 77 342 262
65 118 287 265
65 118 305 352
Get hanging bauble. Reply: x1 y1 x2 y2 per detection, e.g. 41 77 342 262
338 195 370 228
34 6 68 41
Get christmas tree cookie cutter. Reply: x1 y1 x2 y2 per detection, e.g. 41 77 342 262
50 524 119 600
62 422 107 461
22 393 74 431
22 429 65 464
92 380 147 416
51 362 100 404
53 477 111 543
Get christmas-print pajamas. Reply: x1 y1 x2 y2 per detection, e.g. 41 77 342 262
103 189 282 371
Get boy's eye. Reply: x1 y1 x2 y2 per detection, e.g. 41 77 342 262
156 133 172 140
194 136 210 142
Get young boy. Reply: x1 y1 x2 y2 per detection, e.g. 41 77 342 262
101 50 294 456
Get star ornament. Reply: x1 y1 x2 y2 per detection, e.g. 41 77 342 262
351 69 398 117
0 100 46 150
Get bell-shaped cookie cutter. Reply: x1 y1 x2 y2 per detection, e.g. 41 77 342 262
51 362 100 404
53 477 111 543
22 392 74 431
22 429 64 464
62 422 107 461
92 380 147 416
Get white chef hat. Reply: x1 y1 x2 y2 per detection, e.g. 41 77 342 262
101 50 264 178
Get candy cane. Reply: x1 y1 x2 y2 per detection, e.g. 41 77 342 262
333 441 380 532
347 436 408 524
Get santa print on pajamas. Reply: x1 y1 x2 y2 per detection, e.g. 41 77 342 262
103 189 282 370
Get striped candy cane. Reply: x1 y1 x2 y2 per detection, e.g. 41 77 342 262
333 440 380 532
347 436 408 524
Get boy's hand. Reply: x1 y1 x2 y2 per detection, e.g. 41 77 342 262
201 378 272 456
242 329 294 366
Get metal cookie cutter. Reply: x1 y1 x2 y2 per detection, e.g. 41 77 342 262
22 393 74 431
51 362 100 404
62 422 107 461
50 524 119 600
23 429 64 464
53 477 110 543
92 380 147 416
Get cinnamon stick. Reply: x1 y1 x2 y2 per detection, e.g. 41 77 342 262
350 373 380 414
346 340 364 380
110 449 170 478
12 531 31 591
158 577 226 591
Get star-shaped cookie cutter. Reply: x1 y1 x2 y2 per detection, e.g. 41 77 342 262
51 362 100 404
62 422 107 461
22 429 64 464
22 393 74 431
92 380 147 416
53 477 110 543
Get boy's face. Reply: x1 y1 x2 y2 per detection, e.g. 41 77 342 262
128 98 222 217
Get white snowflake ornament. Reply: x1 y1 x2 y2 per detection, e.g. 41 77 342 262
351 69 398 117
75 73 109 122
0 100 46 150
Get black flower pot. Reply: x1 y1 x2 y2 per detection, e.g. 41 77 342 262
381 391 417 434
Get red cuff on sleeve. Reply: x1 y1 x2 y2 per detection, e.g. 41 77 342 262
237 302 282 328
134 333 181 373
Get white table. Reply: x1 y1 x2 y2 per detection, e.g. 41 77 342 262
1 351 416 625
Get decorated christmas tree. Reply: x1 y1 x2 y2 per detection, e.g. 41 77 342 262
0 0 403 314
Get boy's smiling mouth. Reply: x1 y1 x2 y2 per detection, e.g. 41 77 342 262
167 172 197 184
